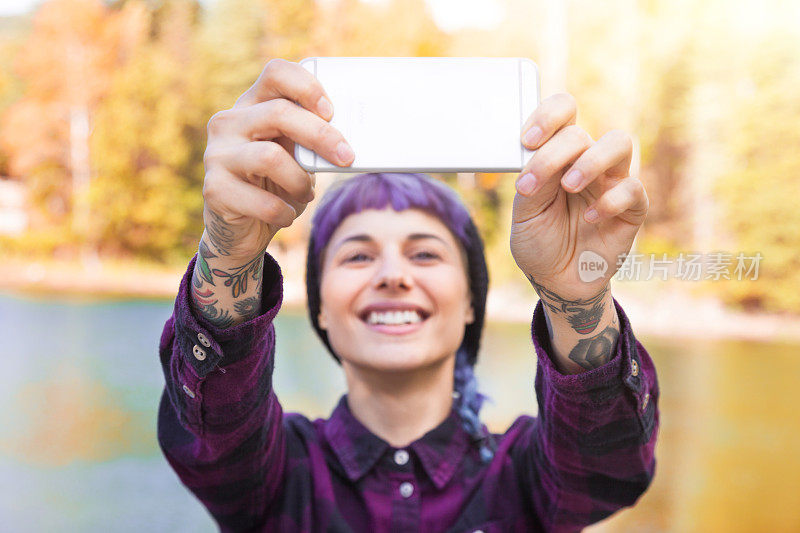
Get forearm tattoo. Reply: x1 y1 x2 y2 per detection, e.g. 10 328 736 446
206 209 236 256
195 240 217 286
191 285 235 328
211 254 264 299
526 274 608 335
568 325 618 370
191 242 265 328
527 274 620 370
233 296 260 322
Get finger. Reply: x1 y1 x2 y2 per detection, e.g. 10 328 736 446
238 98 354 167
234 59 334 121
213 140 314 204
203 173 297 228
274 136 317 190
272 135 317 190
274 135 294 155
515 124 593 197
583 176 648 225
520 93 577 150
560 129 634 193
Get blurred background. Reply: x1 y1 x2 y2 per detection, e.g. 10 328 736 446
1 0 799 531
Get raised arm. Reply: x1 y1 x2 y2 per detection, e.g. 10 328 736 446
510 92 648 375
157 59 354 530
506 93 656 529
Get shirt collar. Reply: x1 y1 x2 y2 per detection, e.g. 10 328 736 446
324 395 388 482
324 394 472 490
409 404 472 489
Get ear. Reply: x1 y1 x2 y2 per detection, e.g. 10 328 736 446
465 304 475 325
318 304 329 330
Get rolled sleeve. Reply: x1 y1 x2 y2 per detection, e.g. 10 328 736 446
161 251 283 431
172 251 284 378
532 296 657 438
513 296 659 532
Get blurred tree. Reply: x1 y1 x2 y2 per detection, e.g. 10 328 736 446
636 39 694 256
0 0 135 244
263 0 317 61
714 30 800 312
90 0 205 260
195 0 270 111
0 16 30 179
312 0 447 57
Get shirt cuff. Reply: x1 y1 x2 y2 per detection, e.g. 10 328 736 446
172 250 284 379
531 296 648 407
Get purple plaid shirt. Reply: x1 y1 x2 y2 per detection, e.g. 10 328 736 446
157 253 659 532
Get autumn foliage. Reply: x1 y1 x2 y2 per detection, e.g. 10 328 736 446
0 0 798 312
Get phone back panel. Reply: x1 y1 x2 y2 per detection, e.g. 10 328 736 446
295 57 539 173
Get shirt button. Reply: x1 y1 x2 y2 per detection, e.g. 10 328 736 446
197 332 211 347
399 481 414 498
642 392 650 411
631 359 639 376
182 384 196 398
394 449 409 466
192 344 207 361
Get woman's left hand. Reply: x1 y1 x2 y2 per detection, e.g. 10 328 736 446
510 93 649 299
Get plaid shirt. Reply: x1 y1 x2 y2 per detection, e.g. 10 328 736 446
158 253 659 532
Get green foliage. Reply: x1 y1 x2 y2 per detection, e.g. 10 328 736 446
89 43 203 261
714 31 800 312
195 0 269 109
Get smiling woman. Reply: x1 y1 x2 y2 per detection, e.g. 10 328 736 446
305 174 489 455
156 59 659 532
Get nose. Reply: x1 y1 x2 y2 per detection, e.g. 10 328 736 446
373 252 413 291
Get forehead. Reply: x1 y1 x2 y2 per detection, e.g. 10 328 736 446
319 208 471 278
328 208 458 245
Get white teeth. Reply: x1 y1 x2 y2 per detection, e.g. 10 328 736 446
367 310 422 325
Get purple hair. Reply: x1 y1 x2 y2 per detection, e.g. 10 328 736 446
310 172 472 265
305 172 495 461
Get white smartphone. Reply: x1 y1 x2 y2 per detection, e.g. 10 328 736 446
295 57 540 173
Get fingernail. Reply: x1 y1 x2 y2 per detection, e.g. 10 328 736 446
584 207 599 222
317 96 333 119
336 141 354 164
516 173 537 196
562 169 583 190
522 126 543 148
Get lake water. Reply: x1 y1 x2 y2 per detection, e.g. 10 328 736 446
1 293 799 532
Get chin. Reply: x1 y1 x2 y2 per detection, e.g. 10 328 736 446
342 345 450 374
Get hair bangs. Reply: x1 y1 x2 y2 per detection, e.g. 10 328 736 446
311 173 471 262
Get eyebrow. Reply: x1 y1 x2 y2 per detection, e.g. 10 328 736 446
332 232 451 252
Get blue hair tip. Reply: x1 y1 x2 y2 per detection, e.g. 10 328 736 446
479 446 494 463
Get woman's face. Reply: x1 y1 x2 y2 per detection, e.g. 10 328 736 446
318 208 474 372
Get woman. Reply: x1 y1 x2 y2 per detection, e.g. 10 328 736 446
157 59 659 532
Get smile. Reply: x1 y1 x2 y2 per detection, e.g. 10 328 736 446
358 305 431 335
367 310 422 325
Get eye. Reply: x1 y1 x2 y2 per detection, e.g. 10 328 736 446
412 250 440 261
345 252 372 263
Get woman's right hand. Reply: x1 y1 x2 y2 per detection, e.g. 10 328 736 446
201 59 355 260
